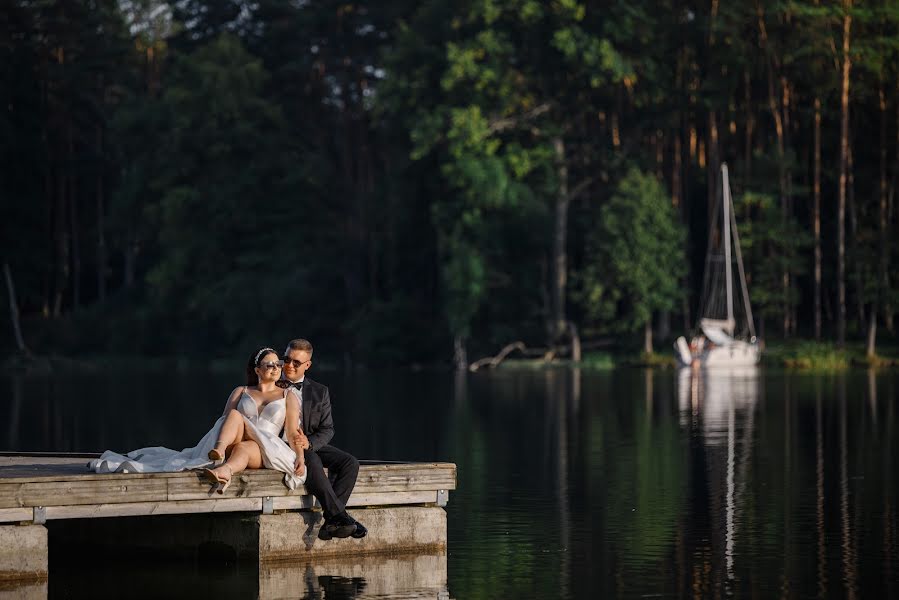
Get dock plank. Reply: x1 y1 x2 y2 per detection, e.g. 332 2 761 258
44 498 264 520
0 477 169 508
0 456 455 522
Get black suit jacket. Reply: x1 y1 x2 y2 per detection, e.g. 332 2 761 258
298 377 334 451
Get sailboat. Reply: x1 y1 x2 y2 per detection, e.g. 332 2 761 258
675 163 760 368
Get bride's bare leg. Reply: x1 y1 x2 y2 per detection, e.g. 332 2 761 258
210 440 262 480
210 410 246 460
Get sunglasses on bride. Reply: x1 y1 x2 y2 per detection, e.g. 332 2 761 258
259 361 284 370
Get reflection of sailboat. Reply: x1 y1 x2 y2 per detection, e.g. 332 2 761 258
677 367 759 585
675 164 760 368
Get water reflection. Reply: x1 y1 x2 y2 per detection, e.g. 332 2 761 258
47 552 448 599
670 368 899 599
262 553 448 599
0 579 46 600
677 367 758 588
2 367 899 598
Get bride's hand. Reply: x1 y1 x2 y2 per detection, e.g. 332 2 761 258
294 455 306 476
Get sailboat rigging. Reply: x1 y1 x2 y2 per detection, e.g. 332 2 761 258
675 163 760 368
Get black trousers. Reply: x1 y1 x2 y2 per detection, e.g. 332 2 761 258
303 444 359 519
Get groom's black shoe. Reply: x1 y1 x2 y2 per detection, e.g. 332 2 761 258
350 518 367 539
318 513 356 541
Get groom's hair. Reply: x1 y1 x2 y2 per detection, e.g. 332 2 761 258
285 338 313 356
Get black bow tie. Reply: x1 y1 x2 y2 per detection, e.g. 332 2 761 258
277 380 304 390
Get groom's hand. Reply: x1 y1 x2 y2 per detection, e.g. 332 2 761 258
295 431 310 450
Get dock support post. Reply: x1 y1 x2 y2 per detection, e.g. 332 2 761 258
0 524 48 583
258 506 447 562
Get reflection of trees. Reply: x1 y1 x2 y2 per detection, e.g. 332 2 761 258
446 369 569 599
567 369 687 596
816 379 827 598
445 368 899 598
608 373 685 562
840 376 858 600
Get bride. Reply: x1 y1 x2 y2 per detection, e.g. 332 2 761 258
89 346 307 492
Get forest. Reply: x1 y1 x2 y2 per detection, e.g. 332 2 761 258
1 0 897 367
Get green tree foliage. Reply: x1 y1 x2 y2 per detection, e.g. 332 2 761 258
2 0 898 362
574 169 685 352
145 34 305 346
384 0 631 356
736 192 810 336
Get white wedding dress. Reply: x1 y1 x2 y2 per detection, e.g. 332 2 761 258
89 387 307 489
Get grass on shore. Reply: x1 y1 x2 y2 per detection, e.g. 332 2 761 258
762 340 899 370
4 339 898 374
499 341 899 371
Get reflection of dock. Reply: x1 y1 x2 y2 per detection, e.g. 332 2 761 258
0 456 456 585
261 553 448 599
1 550 449 600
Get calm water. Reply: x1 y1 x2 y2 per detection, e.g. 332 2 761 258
2 366 898 599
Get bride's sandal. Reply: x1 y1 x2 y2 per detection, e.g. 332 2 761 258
202 464 232 494
208 442 227 462
215 464 233 494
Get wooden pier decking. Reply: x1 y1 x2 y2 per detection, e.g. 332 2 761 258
0 454 456 583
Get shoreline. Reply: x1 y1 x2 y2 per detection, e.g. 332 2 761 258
3 339 898 375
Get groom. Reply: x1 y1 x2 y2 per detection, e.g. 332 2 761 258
279 338 367 540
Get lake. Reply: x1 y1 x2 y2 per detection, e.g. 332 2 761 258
2 366 897 598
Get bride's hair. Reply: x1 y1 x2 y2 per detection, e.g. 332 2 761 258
247 346 277 385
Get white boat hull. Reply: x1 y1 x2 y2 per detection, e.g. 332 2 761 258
675 336 760 368
702 341 760 367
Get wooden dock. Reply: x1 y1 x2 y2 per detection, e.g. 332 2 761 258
0 454 456 583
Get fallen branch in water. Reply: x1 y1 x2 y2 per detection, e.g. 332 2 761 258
469 341 527 372
469 337 614 372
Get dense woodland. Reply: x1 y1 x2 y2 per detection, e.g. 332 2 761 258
1 0 898 366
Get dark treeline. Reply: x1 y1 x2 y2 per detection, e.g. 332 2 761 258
1 0 898 366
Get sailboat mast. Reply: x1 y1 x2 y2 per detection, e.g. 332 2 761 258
722 164 735 330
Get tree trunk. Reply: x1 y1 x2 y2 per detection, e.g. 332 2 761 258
644 320 653 354
757 7 790 336
654 132 664 180
658 310 671 341
814 97 822 340
568 321 581 363
124 227 136 288
69 121 80 310
3 264 28 354
707 110 720 227
96 124 107 302
52 161 68 317
52 47 68 317
782 77 796 336
848 134 864 327
744 69 754 179
453 335 468 371
42 163 52 317
550 136 569 344
672 131 682 209
837 1 852 348
878 80 889 340
888 79 899 334
865 307 877 359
